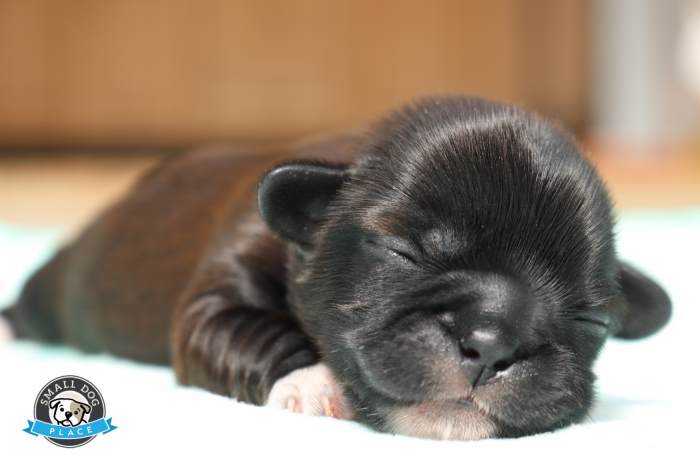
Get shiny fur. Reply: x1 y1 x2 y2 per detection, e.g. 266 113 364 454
6 96 671 440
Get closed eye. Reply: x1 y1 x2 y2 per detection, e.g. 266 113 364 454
364 235 419 265
385 247 416 263
572 313 610 330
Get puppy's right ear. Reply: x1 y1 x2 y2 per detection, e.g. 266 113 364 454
257 162 349 246
611 261 672 339
50 399 60 409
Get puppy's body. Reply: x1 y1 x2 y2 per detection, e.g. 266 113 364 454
6 96 671 439
12 148 277 363
11 137 359 401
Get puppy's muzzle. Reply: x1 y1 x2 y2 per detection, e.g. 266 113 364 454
439 272 533 387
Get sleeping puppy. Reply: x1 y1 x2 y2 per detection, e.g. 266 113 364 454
4 96 671 440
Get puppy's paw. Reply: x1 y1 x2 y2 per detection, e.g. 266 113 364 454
0 315 14 344
266 363 352 420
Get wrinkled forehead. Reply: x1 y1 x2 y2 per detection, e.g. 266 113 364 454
353 167 599 271
355 155 538 234
346 117 608 249
359 201 469 253
356 127 543 211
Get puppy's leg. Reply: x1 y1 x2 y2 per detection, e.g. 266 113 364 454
173 286 352 418
172 217 350 417
172 291 317 405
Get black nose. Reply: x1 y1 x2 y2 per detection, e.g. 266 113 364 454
65 412 72 418
459 330 518 387
460 330 517 367
444 272 532 387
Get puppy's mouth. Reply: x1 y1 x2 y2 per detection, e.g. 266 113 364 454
346 350 501 440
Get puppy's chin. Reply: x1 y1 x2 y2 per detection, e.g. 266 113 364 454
385 399 496 441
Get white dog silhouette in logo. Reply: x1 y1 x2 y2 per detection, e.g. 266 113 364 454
50 398 92 427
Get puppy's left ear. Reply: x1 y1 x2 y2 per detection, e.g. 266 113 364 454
257 162 349 246
612 261 672 339
81 403 91 414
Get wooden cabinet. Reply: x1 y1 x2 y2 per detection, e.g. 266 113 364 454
0 0 589 148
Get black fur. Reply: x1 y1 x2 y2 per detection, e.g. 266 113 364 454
261 96 671 437
10 95 671 440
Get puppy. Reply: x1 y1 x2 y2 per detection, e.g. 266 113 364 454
4 96 671 440
49 398 91 427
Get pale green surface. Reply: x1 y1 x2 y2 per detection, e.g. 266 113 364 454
0 211 697 464
0 224 63 309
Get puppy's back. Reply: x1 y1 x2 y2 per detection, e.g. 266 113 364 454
10 147 276 363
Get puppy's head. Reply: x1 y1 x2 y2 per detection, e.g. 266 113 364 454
258 96 671 440
50 398 91 427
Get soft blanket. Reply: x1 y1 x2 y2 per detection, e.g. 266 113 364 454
0 212 696 465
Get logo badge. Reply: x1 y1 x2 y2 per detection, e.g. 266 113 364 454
23 375 117 447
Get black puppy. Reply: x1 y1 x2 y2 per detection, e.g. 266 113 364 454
5 96 671 440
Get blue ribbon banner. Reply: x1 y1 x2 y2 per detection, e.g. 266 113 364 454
23 418 117 439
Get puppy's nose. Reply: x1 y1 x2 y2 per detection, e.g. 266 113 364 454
445 272 531 386
65 412 72 418
459 329 518 387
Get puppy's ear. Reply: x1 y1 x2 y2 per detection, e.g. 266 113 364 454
49 399 61 409
81 403 91 414
257 161 349 246
612 261 672 339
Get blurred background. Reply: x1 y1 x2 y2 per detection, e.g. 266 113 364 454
1 0 699 235
1 3 696 455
